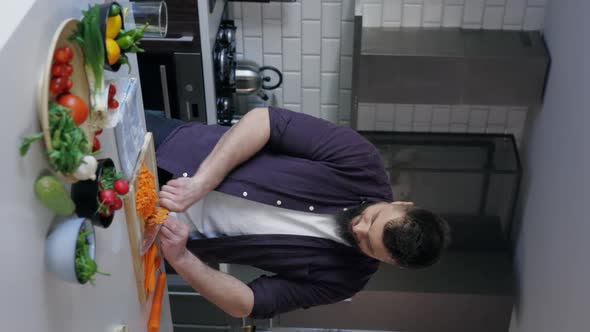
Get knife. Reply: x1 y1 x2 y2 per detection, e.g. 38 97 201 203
140 221 163 256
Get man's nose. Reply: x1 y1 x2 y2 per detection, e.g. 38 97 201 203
352 218 369 237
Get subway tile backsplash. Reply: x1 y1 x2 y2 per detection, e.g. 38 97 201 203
358 103 527 141
229 0 545 139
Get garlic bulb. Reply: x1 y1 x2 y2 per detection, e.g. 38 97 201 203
73 155 98 181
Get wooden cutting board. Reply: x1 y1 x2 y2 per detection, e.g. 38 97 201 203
123 132 159 306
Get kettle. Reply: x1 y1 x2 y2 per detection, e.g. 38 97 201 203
234 61 283 101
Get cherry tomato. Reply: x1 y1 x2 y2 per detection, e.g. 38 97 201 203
62 47 74 62
93 136 101 152
51 63 67 77
108 83 117 97
108 98 119 109
114 179 129 195
55 76 68 90
99 189 117 206
57 93 89 125
64 78 73 91
111 196 123 210
95 129 103 135
49 78 63 94
64 64 74 76
53 48 69 64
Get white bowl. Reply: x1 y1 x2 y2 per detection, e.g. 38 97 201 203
45 217 96 284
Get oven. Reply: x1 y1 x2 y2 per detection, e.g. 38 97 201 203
137 0 233 125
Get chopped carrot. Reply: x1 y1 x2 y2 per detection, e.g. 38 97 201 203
136 164 158 220
148 272 167 332
147 207 169 225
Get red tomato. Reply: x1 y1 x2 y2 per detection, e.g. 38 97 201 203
114 179 129 195
108 99 119 109
64 64 74 76
57 94 89 126
99 189 117 206
108 83 117 97
53 48 69 64
93 137 101 152
64 78 73 91
111 196 123 210
62 47 74 62
51 63 67 77
95 129 103 135
49 78 63 94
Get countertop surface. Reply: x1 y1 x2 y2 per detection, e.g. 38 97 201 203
1 1 172 331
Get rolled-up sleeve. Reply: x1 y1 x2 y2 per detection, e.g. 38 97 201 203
267 106 378 164
247 275 353 319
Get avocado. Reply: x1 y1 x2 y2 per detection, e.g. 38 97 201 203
35 176 75 216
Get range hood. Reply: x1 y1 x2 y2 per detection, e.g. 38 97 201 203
351 20 550 107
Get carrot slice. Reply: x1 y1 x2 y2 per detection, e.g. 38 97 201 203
148 272 167 332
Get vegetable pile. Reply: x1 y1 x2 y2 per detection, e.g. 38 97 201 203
50 46 74 95
75 229 110 285
105 2 147 70
21 102 98 180
97 165 129 218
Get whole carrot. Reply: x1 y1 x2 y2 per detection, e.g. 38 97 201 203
148 271 167 332
146 256 161 296
144 244 158 295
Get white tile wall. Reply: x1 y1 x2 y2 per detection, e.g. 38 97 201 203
358 102 527 138
229 0 544 139
302 55 321 88
230 1 357 121
359 0 546 31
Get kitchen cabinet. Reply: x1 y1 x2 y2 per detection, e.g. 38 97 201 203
2 1 171 331
351 17 550 119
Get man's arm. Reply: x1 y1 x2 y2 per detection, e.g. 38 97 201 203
159 216 255 318
159 107 270 211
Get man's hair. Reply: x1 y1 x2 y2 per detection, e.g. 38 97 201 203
383 207 451 268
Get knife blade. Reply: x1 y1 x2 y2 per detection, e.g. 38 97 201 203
140 222 163 256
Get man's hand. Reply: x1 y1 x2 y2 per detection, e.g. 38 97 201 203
159 215 191 266
159 176 206 212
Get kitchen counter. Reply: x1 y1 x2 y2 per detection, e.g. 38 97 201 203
1 1 172 331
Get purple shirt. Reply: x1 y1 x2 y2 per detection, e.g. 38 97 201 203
157 107 393 213
156 107 393 318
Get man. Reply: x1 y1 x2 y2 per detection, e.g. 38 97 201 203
148 107 451 319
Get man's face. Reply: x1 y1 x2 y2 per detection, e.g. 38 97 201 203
336 202 413 264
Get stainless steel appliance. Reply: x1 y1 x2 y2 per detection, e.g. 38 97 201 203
234 61 282 101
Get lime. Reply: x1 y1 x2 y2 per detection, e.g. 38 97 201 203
35 176 75 216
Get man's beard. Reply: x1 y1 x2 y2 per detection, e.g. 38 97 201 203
335 202 374 248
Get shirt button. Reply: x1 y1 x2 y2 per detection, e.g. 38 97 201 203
276 200 282 206
309 206 314 211
242 192 248 197
182 172 188 177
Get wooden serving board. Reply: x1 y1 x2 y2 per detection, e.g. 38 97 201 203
123 132 159 306
39 19 94 182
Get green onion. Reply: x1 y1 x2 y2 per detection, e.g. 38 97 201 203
70 5 109 124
